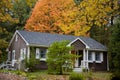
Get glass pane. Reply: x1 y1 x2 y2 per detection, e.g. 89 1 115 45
95 53 100 61
40 49 46 58
88 52 92 60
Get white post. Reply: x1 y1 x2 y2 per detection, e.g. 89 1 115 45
27 46 30 62
86 49 89 69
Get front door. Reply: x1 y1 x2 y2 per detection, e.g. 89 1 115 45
74 50 83 67
78 50 83 66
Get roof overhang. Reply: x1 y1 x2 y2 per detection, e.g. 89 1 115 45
67 38 90 49
7 30 29 50
29 44 49 47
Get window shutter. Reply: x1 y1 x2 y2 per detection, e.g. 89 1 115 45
24 48 26 59
100 53 103 62
20 49 23 60
36 48 40 59
92 52 95 61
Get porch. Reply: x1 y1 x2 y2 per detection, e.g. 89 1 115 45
71 49 89 72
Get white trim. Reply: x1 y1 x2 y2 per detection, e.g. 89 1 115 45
27 46 30 62
17 31 29 45
12 50 15 60
100 52 103 62
88 49 107 51
29 44 49 47
75 50 79 67
36 48 40 59
7 30 29 49
20 48 26 60
40 58 46 61
67 38 90 48
92 52 95 61
15 34 18 42
12 50 16 66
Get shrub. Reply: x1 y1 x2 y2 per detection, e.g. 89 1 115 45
69 72 85 80
47 40 77 75
25 47 39 72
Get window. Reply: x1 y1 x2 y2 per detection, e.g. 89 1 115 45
95 53 101 61
35 48 47 60
15 34 18 42
36 48 40 59
12 50 15 60
40 48 46 58
20 48 26 60
88 52 92 61
95 52 103 62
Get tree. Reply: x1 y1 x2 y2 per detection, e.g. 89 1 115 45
0 0 14 63
109 17 120 78
25 0 92 36
25 0 119 36
0 0 37 63
12 0 37 29
47 40 76 75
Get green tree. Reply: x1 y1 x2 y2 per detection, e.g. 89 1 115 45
109 17 120 78
47 40 76 75
13 0 37 29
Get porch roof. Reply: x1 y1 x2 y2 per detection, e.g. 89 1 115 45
17 30 107 51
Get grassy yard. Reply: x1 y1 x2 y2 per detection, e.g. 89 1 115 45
27 71 112 80
0 70 112 80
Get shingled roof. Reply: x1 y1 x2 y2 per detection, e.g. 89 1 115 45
17 30 107 51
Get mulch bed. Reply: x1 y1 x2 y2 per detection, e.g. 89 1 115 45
0 73 27 80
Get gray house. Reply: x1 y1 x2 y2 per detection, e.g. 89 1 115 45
7 30 108 71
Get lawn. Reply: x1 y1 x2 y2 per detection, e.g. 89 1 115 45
0 70 112 80
27 71 112 80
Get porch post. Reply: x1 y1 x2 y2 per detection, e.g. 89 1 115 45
83 49 86 68
27 46 30 62
86 49 89 69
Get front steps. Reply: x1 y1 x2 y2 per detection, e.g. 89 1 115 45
73 68 83 72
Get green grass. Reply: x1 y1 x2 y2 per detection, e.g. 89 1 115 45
0 69 112 80
92 72 112 80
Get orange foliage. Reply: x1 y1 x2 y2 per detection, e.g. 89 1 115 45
25 0 74 34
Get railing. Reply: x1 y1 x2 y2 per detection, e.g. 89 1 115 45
81 60 88 69
0 60 15 70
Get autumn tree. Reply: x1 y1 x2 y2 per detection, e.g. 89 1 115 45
25 0 91 36
25 0 75 34
0 0 37 63
25 0 119 36
0 0 15 63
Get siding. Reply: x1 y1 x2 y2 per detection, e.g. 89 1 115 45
9 33 27 70
71 40 86 50
88 51 107 71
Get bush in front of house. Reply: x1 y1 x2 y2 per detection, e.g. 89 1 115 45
69 72 85 80
47 40 78 75
25 47 39 72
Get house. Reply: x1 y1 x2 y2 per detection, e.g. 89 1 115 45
7 30 108 71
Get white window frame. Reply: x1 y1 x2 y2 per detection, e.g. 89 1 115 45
95 52 103 63
40 48 47 61
88 52 103 63
88 52 95 62
20 48 26 60
12 50 15 60
15 34 18 42
36 48 40 59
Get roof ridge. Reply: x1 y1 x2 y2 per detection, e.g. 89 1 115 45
17 30 88 38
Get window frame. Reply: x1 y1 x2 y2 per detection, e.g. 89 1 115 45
36 48 40 59
20 48 26 60
95 52 103 63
